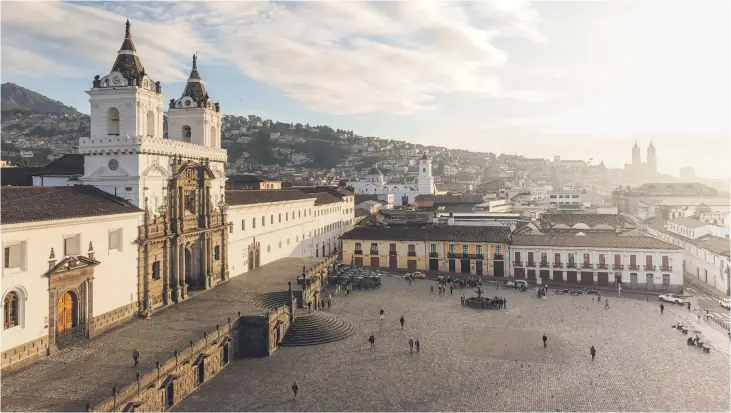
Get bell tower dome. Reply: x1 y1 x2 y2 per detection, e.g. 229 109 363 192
167 54 222 148
418 153 435 195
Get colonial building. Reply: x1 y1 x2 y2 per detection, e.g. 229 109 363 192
510 234 684 292
0 20 354 371
346 154 436 206
623 141 658 181
340 226 510 276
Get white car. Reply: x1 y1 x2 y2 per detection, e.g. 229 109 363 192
659 294 688 305
719 298 731 309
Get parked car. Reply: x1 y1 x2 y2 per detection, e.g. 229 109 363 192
719 298 731 309
659 294 689 305
506 280 529 289
411 271 426 279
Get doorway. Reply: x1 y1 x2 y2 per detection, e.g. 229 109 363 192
56 291 78 335
389 256 398 269
448 259 456 273
476 261 483 275
429 259 439 271
494 261 504 277
645 274 654 291
461 259 470 274
184 248 193 287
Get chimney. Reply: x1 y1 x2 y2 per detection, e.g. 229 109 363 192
88 242 95 260
48 248 56 270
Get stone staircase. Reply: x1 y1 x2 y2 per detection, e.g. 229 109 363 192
281 311 355 346
255 291 292 310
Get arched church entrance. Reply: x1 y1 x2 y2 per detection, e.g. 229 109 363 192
56 291 78 335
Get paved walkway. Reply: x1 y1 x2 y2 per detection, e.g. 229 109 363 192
174 275 730 412
0 257 319 412
684 272 730 299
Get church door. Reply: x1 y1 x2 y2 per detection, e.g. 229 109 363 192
56 291 77 334
248 248 254 271
185 248 193 286
254 246 260 268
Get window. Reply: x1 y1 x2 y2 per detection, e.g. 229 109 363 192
64 234 81 256
662 256 669 268
146 110 155 137
4 292 19 329
449 244 455 253
540 252 547 263
645 255 653 266
430 244 437 253
476 245 483 255
355 242 362 251
107 107 120 135
252 218 256 229
298 211 301 218
279 214 282 223
241 220 245 231
630 254 637 266
287 238 290 245
262 216 265 227
271 215 274 224
267 245 271 253
152 261 161 280
390 243 397 253
182 125 192 142
214 246 221 260
109 229 122 252
568 253 575 263
286 212 289 221
408 244 416 253
495 245 502 255
599 254 605 265
515 251 522 262
279 241 282 249
528 252 534 263
462 245 469 254
370 243 379 254
4 244 22 269
614 254 621 265
583 253 590 264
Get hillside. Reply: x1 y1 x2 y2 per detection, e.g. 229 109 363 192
1 82 81 115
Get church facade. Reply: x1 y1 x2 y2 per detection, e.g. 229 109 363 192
0 21 354 371
347 154 437 206
624 141 658 181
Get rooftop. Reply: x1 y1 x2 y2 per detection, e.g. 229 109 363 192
340 225 511 243
225 190 315 206
511 234 682 250
669 217 712 229
1 186 143 225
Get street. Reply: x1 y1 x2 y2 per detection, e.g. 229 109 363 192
684 287 731 333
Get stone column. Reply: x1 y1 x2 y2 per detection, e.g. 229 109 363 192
172 240 181 302
87 279 95 337
203 236 212 289
143 242 151 309
180 242 188 299
163 239 171 304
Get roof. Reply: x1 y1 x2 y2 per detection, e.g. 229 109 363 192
1 186 143 225
1 167 42 186
414 194 483 204
630 182 719 196
111 20 146 83
295 186 351 200
340 225 511 243
540 213 624 229
694 235 731 257
181 54 208 104
367 168 382 175
313 192 342 206
225 190 315 206
355 195 379 204
227 174 277 183
511 235 682 250
668 217 711 229
37 154 84 176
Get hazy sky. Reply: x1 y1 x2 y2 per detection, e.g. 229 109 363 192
2 1 729 178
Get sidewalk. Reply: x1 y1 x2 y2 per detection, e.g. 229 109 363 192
683 272 730 300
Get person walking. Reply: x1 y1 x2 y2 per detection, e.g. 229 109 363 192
291 381 299 400
430 285 434 293
132 349 140 367
604 298 609 309
450 285 453 295
542 334 548 348
590 345 596 361
368 334 375 349
597 293 601 303
380 308 385 320
660 303 664 314
400 316 405 329
504 298 507 310
327 298 332 309
415 338 420 352
307 301 312 313
409 337 414 353
687 302 691 311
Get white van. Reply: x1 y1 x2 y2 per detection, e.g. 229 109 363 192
719 298 731 310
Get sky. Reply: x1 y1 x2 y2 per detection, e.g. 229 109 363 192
2 0 729 179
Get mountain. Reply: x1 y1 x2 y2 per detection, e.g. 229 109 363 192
1 82 81 115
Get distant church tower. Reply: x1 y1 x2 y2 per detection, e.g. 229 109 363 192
418 153 435 195
82 20 165 207
167 54 222 148
631 141 641 166
647 141 657 174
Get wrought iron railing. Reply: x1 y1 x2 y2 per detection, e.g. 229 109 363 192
628 264 640 270
613 264 624 270
539 261 549 268
597 264 608 269
553 262 563 268
644 265 656 271
582 263 593 269
354 250 363 255
660 266 672 271
407 251 417 257
513 261 523 267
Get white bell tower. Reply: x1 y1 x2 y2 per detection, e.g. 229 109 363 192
418 153 435 195
167 54 222 148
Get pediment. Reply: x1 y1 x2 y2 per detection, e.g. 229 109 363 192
90 165 130 178
45 256 100 278
142 164 169 178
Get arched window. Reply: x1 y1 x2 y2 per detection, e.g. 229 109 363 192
107 107 120 135
214 246 220 261
146 111 155 137
182 125 192 143
4 291 19 329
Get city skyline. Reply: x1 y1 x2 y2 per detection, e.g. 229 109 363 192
1 1 728 178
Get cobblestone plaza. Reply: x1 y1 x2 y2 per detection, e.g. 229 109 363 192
175 275 730 412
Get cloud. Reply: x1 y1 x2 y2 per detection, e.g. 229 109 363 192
1 1 547 115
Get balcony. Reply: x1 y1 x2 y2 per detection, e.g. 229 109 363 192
527 261 536 267
354 250 363 255
513 261 524 267
389 250 397 256
552 262 563 268
473 253 485 260
369 250 379 256
566 262 577 268
539 261 549 268
494 254 504 260
597 263 608 270
628 264 640 270
612 264 624 270
644 265 656 271
660 265 672 272
581 263 593 269
407 251 417 257
429 252 438 258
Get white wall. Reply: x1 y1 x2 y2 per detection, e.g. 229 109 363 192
1 213 143 351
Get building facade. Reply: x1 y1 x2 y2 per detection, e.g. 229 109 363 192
510 234 684 292
340 226 510 276
347 154 437 206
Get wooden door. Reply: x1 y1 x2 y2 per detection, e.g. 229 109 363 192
514 268 525 279
248 249 254 270
566 271 578 283
407 260 417 270
57 291 76 333
370 257 380 268
580 272 594 285
527 269 536 280
354 257 363 267
389 256 398 269
597 272 609 286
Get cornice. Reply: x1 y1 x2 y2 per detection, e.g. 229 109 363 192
1 212 144 232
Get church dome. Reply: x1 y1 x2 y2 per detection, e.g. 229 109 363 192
172 54 219 111
367 168 383 175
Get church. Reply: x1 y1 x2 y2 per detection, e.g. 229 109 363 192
624 141 658 181
0 21 354 370
347 154 437 206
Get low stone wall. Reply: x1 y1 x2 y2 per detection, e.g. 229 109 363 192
238 304 294 357
90 317 238 412
1 335 48 372
92 302 138 337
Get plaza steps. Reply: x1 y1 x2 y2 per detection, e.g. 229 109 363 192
281 312 355 346
255 291 292 310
